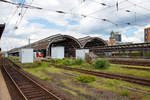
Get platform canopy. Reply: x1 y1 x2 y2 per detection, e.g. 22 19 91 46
0 24 5 39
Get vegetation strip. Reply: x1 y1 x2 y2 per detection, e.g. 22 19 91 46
122 66 150 71
108 58 150 67
53 65 150 86
120 86 150 95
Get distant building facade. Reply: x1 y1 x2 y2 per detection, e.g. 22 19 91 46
107 31 133 46
108 31 122 46
144 27 150 43
107 37 116 46
110 31 121 42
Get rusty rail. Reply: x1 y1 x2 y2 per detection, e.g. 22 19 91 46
2 58 61 100
54 65 150 86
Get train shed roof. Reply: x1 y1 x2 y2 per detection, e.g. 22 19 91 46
9 34 81 53
78 36 107 48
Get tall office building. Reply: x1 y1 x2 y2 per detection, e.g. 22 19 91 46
144 27 150 43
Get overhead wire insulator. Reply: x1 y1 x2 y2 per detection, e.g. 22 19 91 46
81 14 87 18
100 3 106 6
102 19 107 21
56 11 65 14
126 23 131 25
126 10 130 12
19 13 21 16
14 26 18 30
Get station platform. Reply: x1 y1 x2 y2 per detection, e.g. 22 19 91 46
0 69 11 100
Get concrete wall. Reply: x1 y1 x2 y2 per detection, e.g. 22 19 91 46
19 48 33 63
51 46 64 59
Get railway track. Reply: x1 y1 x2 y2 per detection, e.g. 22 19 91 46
54 65 150 86
107 58 150 67
2 59 61 100
122 66 150 71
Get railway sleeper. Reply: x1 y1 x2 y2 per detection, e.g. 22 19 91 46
17 82 31 86
24 91 44 96
18 84 34 88
19 86 36 90
30 96 51 100
22 87 39 92
25 92 47 97
26 94 50 99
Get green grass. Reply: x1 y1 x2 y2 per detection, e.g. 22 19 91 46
105 64 150 78
22 61 150 100
48 58 150 79
75 75 96 83
61 88 78 96
23 62 62 80
112 64 150 69
68 63 150 79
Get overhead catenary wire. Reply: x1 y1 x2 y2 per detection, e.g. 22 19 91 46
126 0 150 12
0 0 119 26
86 0 127 16
14 0 34 29
1 0 150 51
1 0 150 30
88 0 113 7
1 0 140 30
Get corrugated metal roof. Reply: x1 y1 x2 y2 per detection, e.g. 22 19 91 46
8 34 107 53
8 34 81 53
78 36 107 48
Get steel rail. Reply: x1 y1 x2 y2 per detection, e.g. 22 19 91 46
2 64 27 100
54 65 150 86
2 59 61 100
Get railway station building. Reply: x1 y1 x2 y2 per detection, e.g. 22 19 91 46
8 34 107 59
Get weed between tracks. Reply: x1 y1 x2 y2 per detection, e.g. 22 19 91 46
46 58 150 79
22 61 150 100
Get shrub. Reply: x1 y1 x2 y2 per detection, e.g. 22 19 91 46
62 58 74 66
93 59 110 69
76 75 96 83
55 59 63 65
74 58 84 65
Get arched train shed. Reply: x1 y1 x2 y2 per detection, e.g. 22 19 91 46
79 36 107 56
47 34 81 57
79 36 107 48
8 34 107 58
9 34 81 58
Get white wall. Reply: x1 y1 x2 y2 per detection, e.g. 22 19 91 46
51 46 64 59
76 49 89 60
34 52 37 58
4 52 8 57
20 48 33 63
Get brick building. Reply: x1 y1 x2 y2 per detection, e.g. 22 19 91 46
144 27 150 43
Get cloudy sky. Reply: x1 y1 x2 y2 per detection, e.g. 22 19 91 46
0 0 150 51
